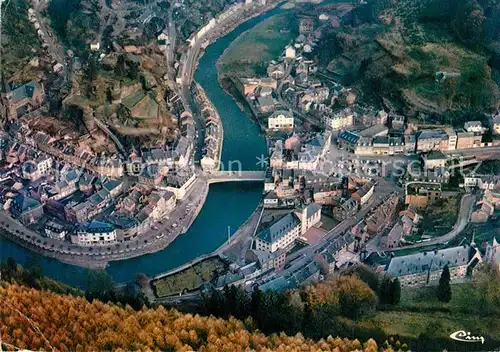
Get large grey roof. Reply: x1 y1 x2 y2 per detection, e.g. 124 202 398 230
256 212 300 244
387 245 476 277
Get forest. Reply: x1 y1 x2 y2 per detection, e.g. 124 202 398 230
0 282 390 351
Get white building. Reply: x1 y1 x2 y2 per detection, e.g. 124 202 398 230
74 220 117 246
44 221 67 240
268 110 294 130
323 108 354 130
464 121 486 134
285 46 296 59
255 203 322 252
295 203 322 235
22 155 52 181
463 175 499 190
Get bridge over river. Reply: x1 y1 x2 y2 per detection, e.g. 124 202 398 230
206 170 266 184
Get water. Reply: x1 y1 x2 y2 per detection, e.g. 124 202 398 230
0 6 285 288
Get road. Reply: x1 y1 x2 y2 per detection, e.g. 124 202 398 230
257 182 403 285
365 193 475 253
33 2 65 66
0 174 209 269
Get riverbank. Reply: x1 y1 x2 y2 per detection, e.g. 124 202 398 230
0 176 209 270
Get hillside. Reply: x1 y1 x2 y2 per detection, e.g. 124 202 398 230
0 282 387 351
327 0 500 122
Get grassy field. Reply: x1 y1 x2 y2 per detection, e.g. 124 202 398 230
152 257 228 297
218 12 298 77
371 285 500 341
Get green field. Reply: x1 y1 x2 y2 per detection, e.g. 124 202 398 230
152 256 228 297
218 12 298 76
372 284 500 341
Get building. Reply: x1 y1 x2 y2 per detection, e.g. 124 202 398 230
322 108 354 130
268 110 294 130
44 221 68 240
422 150 447 169
299 18 314 34
464 121 485 134
0 80 45 120
255 213 301 252
456 131 482 150
463 175 499 190
444 128 457 150
236 77 277 96
380 223 403 249
386 245 482 287
74 220 117 246
22 155 52 181
490 112 500 135
245 248 286 271
333 197 358 221
485 238 500 271
351 181 374 206
365 195 399 235
159 170 196 200
10 194 44 225
337 130 361 153
285 46 296 59
295 203 322 235
416 129 447 152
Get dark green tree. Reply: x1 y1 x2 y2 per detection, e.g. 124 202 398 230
391 278 401 305
437 265 452 303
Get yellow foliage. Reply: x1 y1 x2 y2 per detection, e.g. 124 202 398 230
0 283 388 351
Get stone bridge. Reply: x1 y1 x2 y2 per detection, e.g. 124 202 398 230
206 170 266 184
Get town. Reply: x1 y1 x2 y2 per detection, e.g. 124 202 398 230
1 0 499 318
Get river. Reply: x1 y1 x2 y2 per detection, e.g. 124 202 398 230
0 5 285 287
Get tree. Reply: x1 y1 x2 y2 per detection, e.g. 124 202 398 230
436 265 452 303
391 279 401 305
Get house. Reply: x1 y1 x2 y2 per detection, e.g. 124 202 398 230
146 190 176 220
263 191 279 208
64 200 93 223
332 197 358 221
10 194 44 225
294 202 322 235
485 238 500 271
322 108 354 131
44 221 68 240
102 179 123 198
0 80 45 120
456 131 482 149
416 129 447 152
380 223 403 249
351 181 374 206
386 245 482 287
464 121 485 134
21 154 52 181
255 212 301 253
268 110 294 130
365 195 399 235
73 220 117 246
285 46 296 59
159 169 196 200
299 18 314 34
90 42 100 51
245 248 287 271
490 112 500 135
257 95 275 113
422 150 447 169
236 77 277 96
